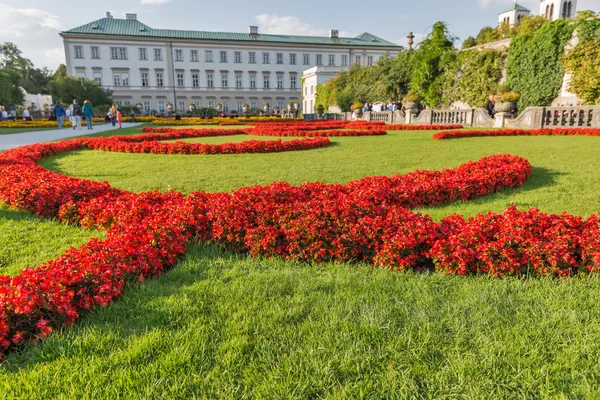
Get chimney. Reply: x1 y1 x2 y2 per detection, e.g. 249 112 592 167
249 26 259 35
126 13 137 20
106 11 114 19
330 29 339 39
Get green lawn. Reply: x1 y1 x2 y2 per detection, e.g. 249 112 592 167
0 127 56 135
2 126 600 397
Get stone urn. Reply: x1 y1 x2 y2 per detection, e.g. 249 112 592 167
188 103 196 114
136 103 143 112
354 107 363 118
242 104 249 113
273 105 279 115
317 105 325 116
494 102 513 113
166 103 174 113
263 103 269 113
216 103 223 112
405 102 418 112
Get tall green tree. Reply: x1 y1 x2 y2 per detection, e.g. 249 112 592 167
410 21 457 107
47 76 113 107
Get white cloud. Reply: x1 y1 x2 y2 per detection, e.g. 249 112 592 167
394 33 427 48
255 14 356 37
0 5 63 70
140 0 172 4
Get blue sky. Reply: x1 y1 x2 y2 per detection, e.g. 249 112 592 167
1 0 598 70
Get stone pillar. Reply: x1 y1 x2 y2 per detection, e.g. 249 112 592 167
406 110 415 124
494 112 511 128
592 107 600 128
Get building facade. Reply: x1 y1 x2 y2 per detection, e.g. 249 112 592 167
498 0 577 26
302 66 350 113
61 13 402 114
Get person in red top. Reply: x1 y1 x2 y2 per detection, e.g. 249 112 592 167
116 109 123 129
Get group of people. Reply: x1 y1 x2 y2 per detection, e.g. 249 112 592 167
53 100 95 130
1 108 32 121
106 104 124 129
486 95 518 118
363 102 402 113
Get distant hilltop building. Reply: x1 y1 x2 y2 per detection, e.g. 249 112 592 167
60 12 401 114
499 0 577 26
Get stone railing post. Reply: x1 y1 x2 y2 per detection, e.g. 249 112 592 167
592 107 600 128
406 110 416 124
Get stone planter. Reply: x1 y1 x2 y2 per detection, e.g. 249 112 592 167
494 102 514 113
405 101 418 112
263 104 269 113
354 108 363 118
216 104 223 112
166 103 173 113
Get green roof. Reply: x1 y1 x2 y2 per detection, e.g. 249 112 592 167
500 2 531 13
62 18 402 49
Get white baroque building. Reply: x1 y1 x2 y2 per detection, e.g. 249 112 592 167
61 12 402 114
499 0 577 26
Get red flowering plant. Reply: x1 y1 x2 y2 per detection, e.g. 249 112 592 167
434 128 600 140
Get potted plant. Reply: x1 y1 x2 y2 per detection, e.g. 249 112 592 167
216 102 223 112
316 104 325 116
352 102 364 118
404 90 420 111
494 91 520 113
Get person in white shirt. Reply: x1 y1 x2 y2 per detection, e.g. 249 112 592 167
1 110 7 121
22 109 31 121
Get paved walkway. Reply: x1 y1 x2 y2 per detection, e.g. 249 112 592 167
0 123 143 151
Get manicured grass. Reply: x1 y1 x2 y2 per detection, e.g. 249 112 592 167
3 126 600 396
2 243 600 398
0 204 103 276
0 127 56 135
42 129 600 219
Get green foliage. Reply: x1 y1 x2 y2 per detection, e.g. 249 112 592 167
47 76 113 107
451 49 505 107
474 16 547 46
0 42 51 95
507 19 575 110
461 36 477 49
0 70 24 106
576 11 600 42
476 26 501 45
564 41 600 104
410 22 457 107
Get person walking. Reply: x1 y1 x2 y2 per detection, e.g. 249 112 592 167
109 104 117 127
82 100 94 130
116 108 123 128
22 108 31 121
70 100 83 130
53 102 67 129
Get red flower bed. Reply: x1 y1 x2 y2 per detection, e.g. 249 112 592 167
433 127 600 140
218 121 245 126
386 124 464 131
249 128 387 137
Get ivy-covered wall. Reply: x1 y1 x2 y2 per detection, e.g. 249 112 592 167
507 20 575 110
563 16 600 105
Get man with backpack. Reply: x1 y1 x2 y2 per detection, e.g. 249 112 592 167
70 99 83 130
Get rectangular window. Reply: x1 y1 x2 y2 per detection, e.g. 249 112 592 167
190 50 199 62
355 55 361 65
112 72 129 86
316 54 323 65
249 74 256 89
303 54 310 65
367 56 373 66
177 73 184 87
277 74 283 89
208 101 215 109
234 51 242 63
139 48 148 60
207 73 214 88
263 73 270 89
276 53 283 64
328 54 335 66
220 51 227 63
236 101 243 113
250 101 257 110
74 46 83 59
91 46 100 59
154 48 162 61
93 72 102 85
263 52 270 64
290 53 296 65
221 73 228 88
290 75 296 89
194 101 201 109
120 48 127 60
141 72 149 87
249 52 256 63
156 72 164 87
278 101 285 111
175 49 183 62
223 102 229 112
178 101 185 113
110 47 125 60
341 55 348 66
158 101 165 113
77 71 85 82
143 101 151 112
205 50 213 62
235 73 242 88
192 73 199 88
